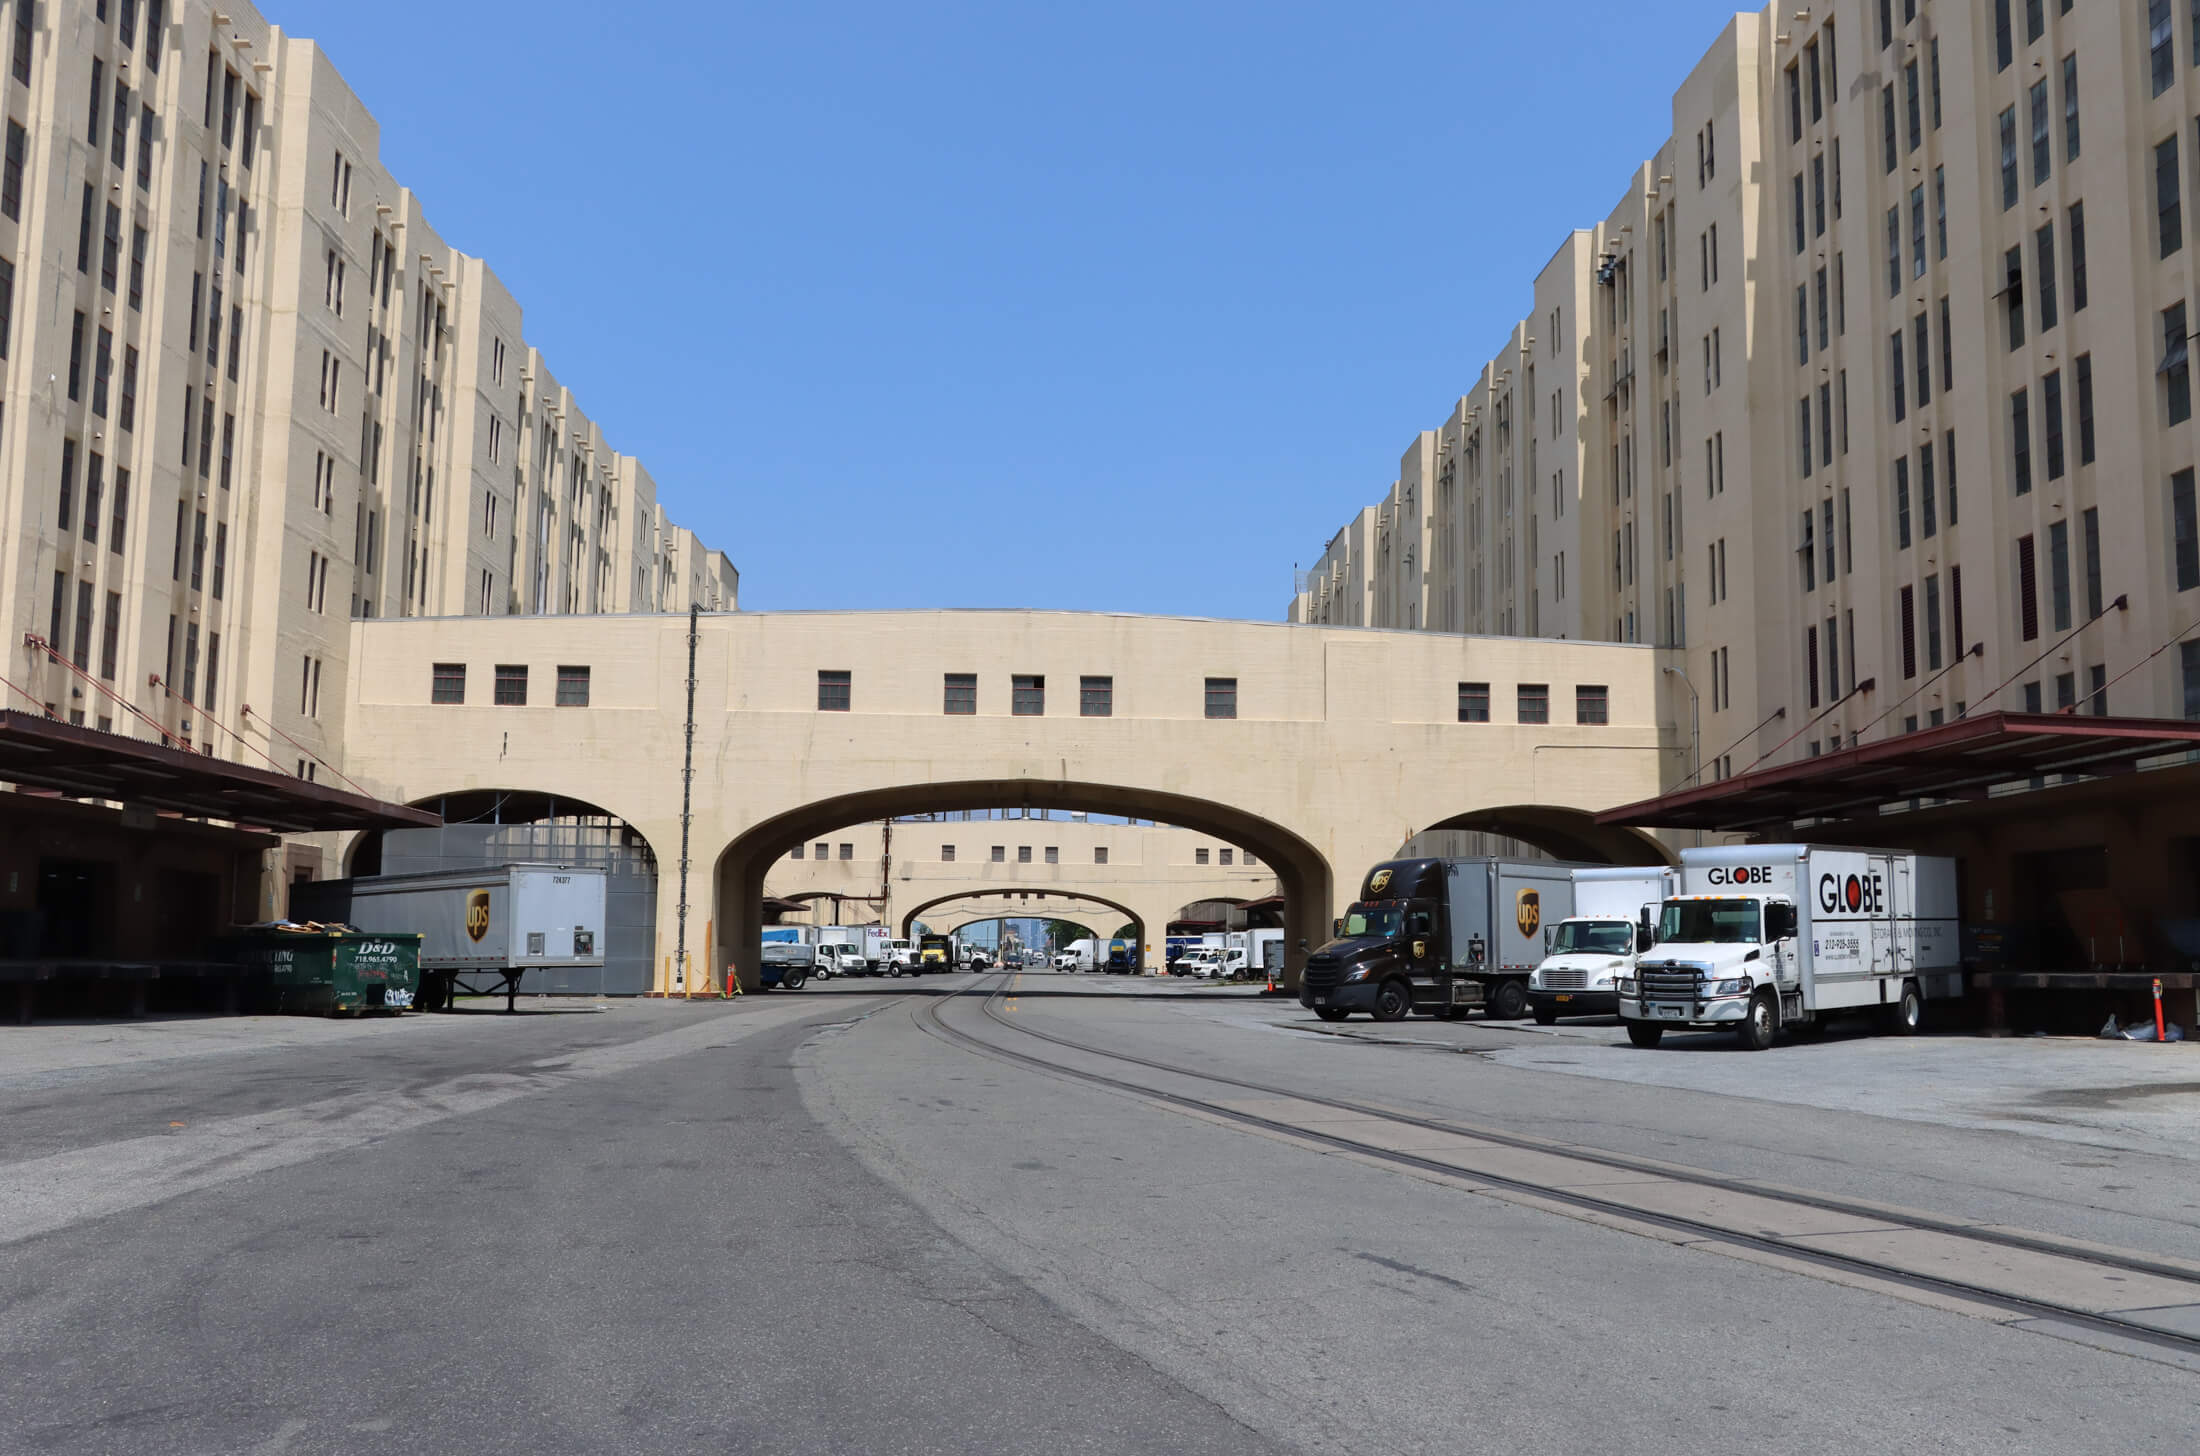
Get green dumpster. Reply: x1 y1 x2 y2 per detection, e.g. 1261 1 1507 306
223 929 423 1015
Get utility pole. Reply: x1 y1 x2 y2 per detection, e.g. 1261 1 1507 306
675 602 698 992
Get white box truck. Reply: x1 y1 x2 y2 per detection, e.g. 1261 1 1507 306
1618 844 1961 1050
295 864 609 1012
1528 866 1675 1024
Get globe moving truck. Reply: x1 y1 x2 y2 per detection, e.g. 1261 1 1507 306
1618 844 1960 1050
1527 866 1675 1023
1300 857 1582 1022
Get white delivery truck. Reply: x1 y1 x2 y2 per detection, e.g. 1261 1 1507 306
1064 938 1101 973
1528 866 1675 1024
295 864 609 1012
1618 844 1960 1050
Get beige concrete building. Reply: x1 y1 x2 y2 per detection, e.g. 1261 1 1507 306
763 817 1283 951
0 0 731 785
1295 2 2199 777
332 609 1677 989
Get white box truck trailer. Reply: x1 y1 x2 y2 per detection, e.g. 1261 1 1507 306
295 864 609 1012
1618 844 1960 1050
1528 866 1676 1023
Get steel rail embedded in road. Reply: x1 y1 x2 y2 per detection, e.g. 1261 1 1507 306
913 973 2200 1366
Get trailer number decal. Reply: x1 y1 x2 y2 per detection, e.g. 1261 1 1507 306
1516 889 1541 937
466 889 492 942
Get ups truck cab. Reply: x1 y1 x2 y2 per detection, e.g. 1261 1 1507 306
1299 857 1580 1022
1618 844 1960 1050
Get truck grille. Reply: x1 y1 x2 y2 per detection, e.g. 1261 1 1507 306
1638 966 1701 1001
1542 968 1589 991
1302 956 1344 993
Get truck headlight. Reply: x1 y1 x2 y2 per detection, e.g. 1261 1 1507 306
1344 964 1373 983
1708 978 1751 997
1614 976 1636 996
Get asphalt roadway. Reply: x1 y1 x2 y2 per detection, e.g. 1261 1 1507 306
4 971 2199 1454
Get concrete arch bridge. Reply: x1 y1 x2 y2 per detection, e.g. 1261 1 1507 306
336 610 1677 990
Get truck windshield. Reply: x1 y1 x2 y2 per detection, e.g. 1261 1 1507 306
1550 921 1634 955
1656 900 1762 944
1341 904 1403 939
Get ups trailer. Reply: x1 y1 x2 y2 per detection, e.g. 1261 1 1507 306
291 864 608 1012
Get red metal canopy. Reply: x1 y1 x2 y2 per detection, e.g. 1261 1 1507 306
1596 711 2200 833
0 710 439 833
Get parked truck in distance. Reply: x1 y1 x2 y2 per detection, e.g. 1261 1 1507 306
917 934 957 972
1105 938 1139 974
1528 866 1675 1024
1618 844 1961 1050
1300 857 1583 1022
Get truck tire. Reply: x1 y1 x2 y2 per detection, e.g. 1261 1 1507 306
1737 991 1778 1051
1886 980 1924 1035
1373 979 1413 1022
1313 1006 1350 1022
1532 1006 1559 1026
1485 979 1529 1020
783 968 808 991
1625 1021 1664 1048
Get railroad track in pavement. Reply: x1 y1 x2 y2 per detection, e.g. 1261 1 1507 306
913 972 2200 1368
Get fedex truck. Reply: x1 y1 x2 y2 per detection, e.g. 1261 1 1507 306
1618 845 1960 1050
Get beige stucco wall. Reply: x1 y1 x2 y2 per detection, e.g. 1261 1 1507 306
339 609 1677 989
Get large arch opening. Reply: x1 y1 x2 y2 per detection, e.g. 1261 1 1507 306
346 788 661 996
897 887 1147 947
713 780 1331 992
1404 805 1675 868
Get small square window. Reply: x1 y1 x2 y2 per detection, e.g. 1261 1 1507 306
1081 675 1113 716
1012 674 1045 716
991 846 1006 863
942 845 956 862
1018 846 1032 863
1204 676 1237 719
1517 684 1550 724
1243 851 1259 867
556 664 590 706
1044 846 1058 863
838 843 853 860
430 662 465 704
1195 848 1211 865
1575 684 1609 724
815 842 829 859
1094 847 1109 865
1458 682 1490 722
1219 848 1233 866
789 844 805 859
817 669 850 711
493 663 527 705
943 672 976 715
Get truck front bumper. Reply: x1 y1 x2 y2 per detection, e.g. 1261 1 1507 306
1618 994 1750 1026
1300 982 1379 1013
1530 989 1618 1018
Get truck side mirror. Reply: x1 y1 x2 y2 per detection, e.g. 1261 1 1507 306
1636 924 1653 953
1544 927 1554 950
1332 918 1344 937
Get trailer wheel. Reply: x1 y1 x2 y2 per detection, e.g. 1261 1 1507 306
1887 980 1924 1036
1485 979 1529 1021
1625 1021 1664 1049
1313 1006 1350 1022
1737 991 1778 1051
1373 979 1413 1022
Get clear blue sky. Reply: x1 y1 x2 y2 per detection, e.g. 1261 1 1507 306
304 1 1740 619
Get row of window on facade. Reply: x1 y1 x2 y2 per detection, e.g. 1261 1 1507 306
1455 682 1608 725
816 672 1240 719
430 662 590 707
786 841 1255 867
